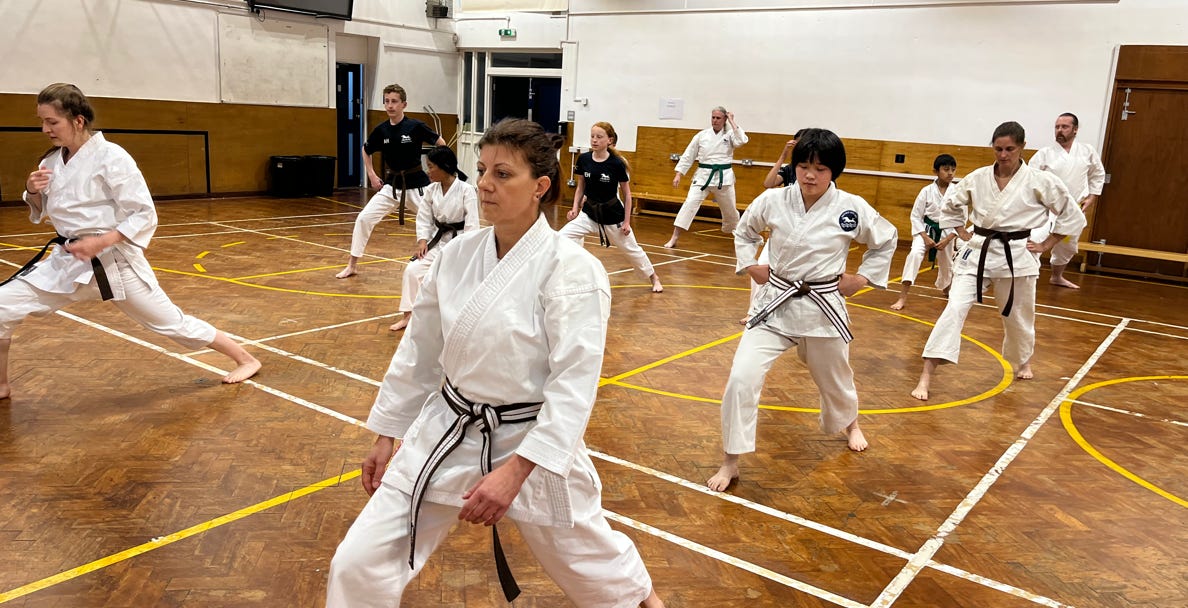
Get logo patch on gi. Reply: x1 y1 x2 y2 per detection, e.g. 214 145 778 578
838 210 859 232
599 173 611 183
400 135 412 143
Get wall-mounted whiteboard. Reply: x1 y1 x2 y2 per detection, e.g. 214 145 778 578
218 13 329 107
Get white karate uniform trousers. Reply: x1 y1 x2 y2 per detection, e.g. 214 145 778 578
558 214 656 280
901 234 955 290
326 483 654 608
398 255 435 313
921 273 1037 369
348 184 426 258
1030 219 1080 267
720 326 859 454
673 184 739 233
0 256 216 349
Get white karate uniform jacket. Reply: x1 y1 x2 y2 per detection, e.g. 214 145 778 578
909 182 956 236
19 132 158 299
937 162 1086 278
735 183 898 338
674 125 748 187
413 180 480 248
1028 141 1105 201
368 214 611 527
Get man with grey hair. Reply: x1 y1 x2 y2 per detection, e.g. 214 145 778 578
664 107 748 248
1027 112 1106 289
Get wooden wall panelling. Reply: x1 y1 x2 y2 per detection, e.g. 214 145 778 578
1 94 460 202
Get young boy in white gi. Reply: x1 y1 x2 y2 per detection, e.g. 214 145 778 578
890 154 960 310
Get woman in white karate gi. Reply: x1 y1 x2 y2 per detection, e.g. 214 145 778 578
708 129 897 492
328 119 664 608
388 146 479 331
911 122 1085 400
0 83 260 400
663 106 748 248
560 121 663 293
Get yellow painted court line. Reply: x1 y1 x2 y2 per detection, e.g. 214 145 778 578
154 267 401 299
220 241 247 248
192 263 206 273
597 286 1012 413
0 470 361 603
1061 376 1188 508
232 258 397 281
195 250 210 259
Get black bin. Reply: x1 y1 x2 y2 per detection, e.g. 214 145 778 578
303 155 337 196
268 156 306 197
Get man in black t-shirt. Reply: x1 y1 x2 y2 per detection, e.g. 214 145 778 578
336 83 445 279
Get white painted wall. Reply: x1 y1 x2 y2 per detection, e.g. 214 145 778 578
512 0 1186 152
0 0 459 113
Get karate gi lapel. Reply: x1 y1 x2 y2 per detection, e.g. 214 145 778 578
440 213 550 373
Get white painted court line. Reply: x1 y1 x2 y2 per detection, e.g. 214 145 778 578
1070 399 1188 428
591 450 1074 607
606 253 711 276
604 510 868 608
42 300 1077 607
207 221 405 263
52 310 367 428
868 319 1129 607
183 313 403 356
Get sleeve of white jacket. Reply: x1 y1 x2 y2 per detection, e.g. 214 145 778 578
514 261 610 479
1039 173 1087 238
674 133 699 176
733 191 770 275
1087 147 1106 196
415 189 436 242
366 260 447 438
908 186 929 236
462 185 480 232
104 148 158 249
729 125 748 147
855 200 897 289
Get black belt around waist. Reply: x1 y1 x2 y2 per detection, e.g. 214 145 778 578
745 273 851 342
384 166 427 225
0 234 114 301
412 218 466 261
407 380 542 602
972 225 1032 317
923 216 942 263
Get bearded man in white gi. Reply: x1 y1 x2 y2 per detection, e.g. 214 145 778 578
911 121 1085 401
708 129 897 492
1027 112 1106 289
663 106 748 248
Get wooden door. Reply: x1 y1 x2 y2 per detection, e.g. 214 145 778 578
1093 85 1188 276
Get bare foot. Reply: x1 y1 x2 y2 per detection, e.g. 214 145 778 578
650 274 664 293
223 357 261 383
846 421 868 452
942 286 951 298
1016 363 1034 379
640 590 665 608
889 297 907 311
389 315 409 332
1050 276 1080 289
0 384 10 400
738 315 750 326
707 461 739 492
662 239 677 248
910 379 929 401
335 267 357 279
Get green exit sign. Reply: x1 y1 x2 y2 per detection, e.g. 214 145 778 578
499 28 516 36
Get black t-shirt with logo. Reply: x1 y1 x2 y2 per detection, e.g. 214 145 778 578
778 163 796 186
364 117 440 188
577 152 629 207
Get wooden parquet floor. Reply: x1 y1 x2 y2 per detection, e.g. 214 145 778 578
0 192 1185 607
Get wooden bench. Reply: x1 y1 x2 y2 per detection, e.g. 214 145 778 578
632 190 727 223
1077 242 1188 273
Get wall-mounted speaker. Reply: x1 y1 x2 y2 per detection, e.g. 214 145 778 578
426 2 449 18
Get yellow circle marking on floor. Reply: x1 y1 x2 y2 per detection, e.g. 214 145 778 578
1061 376 1188 508
604 284 1013 414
